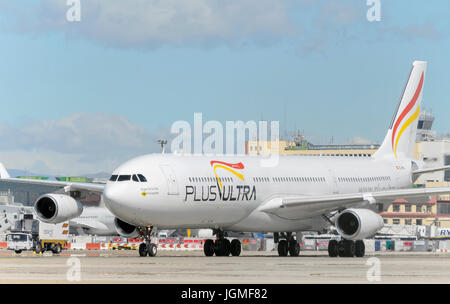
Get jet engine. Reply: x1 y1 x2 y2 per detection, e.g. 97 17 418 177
335 208 384 240
34 194 83 223
114 218 140 238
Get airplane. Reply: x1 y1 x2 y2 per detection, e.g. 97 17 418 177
69 203 117 236
1 60 450 258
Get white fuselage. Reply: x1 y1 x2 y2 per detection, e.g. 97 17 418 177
102 154 412 233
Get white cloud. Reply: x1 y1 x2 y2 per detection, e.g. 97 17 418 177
1 1 443 53
3 0 294 49
0 113 170 175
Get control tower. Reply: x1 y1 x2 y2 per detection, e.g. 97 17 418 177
416 110 436 141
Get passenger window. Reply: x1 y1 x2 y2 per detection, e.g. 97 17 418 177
132 175 139 182
109 175 118 182
118 175 131 181
138 174 147 182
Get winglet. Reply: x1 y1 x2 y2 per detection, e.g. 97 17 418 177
0 163 10 179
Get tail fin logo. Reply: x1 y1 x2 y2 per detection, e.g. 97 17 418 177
210 161 244 190
391 72 424 158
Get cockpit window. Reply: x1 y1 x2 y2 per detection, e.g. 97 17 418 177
110 174 145 182
117 175 131 181
137 174 147 182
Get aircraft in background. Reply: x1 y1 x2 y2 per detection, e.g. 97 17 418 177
2 61 450 258
69 203 117 236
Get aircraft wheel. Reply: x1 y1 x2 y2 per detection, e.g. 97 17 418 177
339 240 355 257
355 240 365 257
139 243 148 257
147 243 157 257
214 239 223 256
230 239 241 256
204 239 215 256
223 239 231 256
288 239 300 256
328 240 339 257
215 239 230 256
15 250 22 254
277 240 288 256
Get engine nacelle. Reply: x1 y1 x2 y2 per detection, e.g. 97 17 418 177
335 208 384 240
114 218 140 238
34 194 83 223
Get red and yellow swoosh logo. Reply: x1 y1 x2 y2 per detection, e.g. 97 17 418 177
210 161 244 189
391 72 424 158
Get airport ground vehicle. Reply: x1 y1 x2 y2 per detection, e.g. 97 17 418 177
6 214 68 254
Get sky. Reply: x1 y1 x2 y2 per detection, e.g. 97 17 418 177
0 0 449 175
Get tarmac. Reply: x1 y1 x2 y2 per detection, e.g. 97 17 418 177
0 249 450 284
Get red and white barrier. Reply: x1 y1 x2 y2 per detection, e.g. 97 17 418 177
157 243 203 251
70 243 87 250
31 238 205 251
86 243 100 250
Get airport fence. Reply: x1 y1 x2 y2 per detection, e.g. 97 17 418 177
1 234 449 253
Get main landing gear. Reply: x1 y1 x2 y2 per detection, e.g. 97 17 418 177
203 229 242 257
328 239 365 257
275 232 300 257
138 226 158 257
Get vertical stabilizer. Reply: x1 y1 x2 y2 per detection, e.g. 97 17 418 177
0 163 10 179
373 61 427 160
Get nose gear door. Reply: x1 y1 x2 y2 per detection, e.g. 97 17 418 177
159 164 179 195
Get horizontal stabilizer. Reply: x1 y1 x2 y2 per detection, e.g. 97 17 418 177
413 165 450 175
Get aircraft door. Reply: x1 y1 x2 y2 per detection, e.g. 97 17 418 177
159 165 179 195
328 169 339 194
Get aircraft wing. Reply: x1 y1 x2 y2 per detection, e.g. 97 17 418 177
260 187 450 220
0 163 104 194
69 218 109 231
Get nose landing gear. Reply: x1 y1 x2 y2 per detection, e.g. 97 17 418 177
138 226 158 257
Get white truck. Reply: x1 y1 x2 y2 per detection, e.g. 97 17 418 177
6 214 69 254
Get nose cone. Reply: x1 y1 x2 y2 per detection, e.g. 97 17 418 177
103 183 116 203
103 183 132 221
